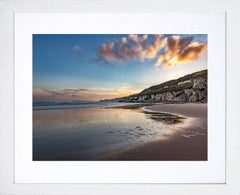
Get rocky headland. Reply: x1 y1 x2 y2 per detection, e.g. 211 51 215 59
102 69 207 103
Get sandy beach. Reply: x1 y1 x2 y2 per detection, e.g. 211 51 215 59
99 103 207 161
33 102 207 161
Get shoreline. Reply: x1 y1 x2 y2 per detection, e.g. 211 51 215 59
98 103 207 161
143 103 207 118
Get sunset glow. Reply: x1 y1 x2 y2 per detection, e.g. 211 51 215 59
33 34 207 102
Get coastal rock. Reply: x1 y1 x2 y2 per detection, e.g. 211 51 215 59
173 93 186 102
151 94 156 100
160 93 167 102
184 89 192 101
138 95 147 101
155 93 163 101
166 92 174 101
197 89 207 101
184 89 192 97
117 70 208 103
189 90 199 102
193 78 207 89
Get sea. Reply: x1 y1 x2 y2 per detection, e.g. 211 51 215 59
33 101 138 110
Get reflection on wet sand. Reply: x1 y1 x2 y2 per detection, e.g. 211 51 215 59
144 111 185 124
33 107 188 160
98 103 207 161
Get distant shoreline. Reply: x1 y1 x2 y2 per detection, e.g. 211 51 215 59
32 101 139 111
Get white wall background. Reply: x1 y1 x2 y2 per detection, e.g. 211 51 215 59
0 0 239 194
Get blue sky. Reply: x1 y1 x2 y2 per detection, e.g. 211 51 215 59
33 34 207 102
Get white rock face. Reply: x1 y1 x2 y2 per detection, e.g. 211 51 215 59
155 94 163 101
166 92 174 101
173 94 186 102
151 94 156 100
193 78 207 89
138 95 147 101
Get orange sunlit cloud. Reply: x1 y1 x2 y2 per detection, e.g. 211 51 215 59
139 34 164 61
96 34 207 69
154 36 207 68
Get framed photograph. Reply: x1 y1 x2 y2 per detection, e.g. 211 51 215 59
14 13 225 183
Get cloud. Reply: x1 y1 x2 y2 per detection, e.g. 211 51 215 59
33 88 89 102
139 34 165 61
96 34 207 69
177 42 207 62
97 42 115 62
117 37 127 48
128 34 139 43
63 45 84 61
96 34 149 65
154 36 207 68
72 45 83 51
33 87 141 102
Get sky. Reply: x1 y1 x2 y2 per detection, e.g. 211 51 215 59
33 34 207 102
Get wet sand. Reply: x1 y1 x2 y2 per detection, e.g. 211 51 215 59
99 103 207 161
34 106 184 160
